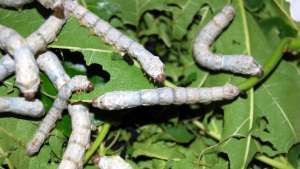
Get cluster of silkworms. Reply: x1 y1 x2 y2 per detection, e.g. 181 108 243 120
0 1 263 169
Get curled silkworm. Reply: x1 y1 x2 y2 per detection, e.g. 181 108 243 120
0 0 33 8
37 52 92 167
193 5 263 76
62 0 165 82
0 24 39 99
58 104 91 169
0 97 44 117
0 15 66 82
26 75 93 155
92 84 240 110
93 155 133 169
37 51 70 89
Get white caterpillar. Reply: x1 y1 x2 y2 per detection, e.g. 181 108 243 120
193 5 263 76
93 155 133 169
37 0 63 9
0 15 66 81
0 97 44 117
26 73 93 155
0 0 33 8
58 104 91 169
27 52 92 169
37 51 70 89
0 25 40 99
59 0 165 82
92 84 239 110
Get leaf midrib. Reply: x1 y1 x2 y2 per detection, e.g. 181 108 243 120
238 0 255 168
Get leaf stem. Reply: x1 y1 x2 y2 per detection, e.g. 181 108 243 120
255 155 294 169
84 123 111 163
237 38 293 91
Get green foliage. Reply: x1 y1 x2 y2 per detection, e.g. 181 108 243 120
0 0 300 168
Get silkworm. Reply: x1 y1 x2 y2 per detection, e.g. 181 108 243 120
26 15 66 54
0 55 15 81
26 75 93 155
93 155 133 169
92 84 239 110
0 0 33 8
0 15 66 82
37 51 70 89
61 0 165 82
0 24 39 99
37 0 63 9
58 104 91 169
193 5 263 76
0 97 44 117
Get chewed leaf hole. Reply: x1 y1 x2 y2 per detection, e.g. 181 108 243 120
54 49 111 85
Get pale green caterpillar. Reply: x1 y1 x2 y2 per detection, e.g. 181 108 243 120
92 84 240 110
193 5 263 76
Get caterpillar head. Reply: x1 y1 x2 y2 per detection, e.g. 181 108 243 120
70 75 94 92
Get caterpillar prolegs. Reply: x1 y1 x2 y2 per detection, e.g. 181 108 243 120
61 0 165 82
0 97 44 117
58 104 91 169
193 5 263 76
92 84 239 110
0 25 39 99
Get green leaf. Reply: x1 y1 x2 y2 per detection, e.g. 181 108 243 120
105 0 168 26
0 118 57 169
162 124 195 143
132 142 185 160
169 0 204 40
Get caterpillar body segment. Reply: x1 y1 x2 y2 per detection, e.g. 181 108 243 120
92 84 240 110
26 15 66 54
0 97 44 117
26 75 93 155
0 55 15 81
0 0 33 8
58 104 91 169
37 0 63 9
37 51 70 89
63 0 165 82
94 156 133 169
0 15 65 82
193 5 263 76
0 25 39 99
